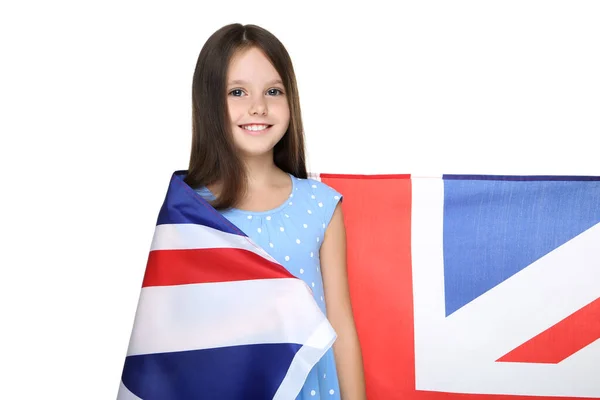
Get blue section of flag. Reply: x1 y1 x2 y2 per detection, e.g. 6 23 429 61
122 343 302 400
155 170 244 236
443 175 600 182
442 176 600 316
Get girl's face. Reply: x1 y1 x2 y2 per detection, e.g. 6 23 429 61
226 47 290 159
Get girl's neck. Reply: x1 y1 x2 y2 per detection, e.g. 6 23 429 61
208 153 286 197
242 153 283 187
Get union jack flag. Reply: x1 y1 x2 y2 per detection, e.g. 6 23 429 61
317 173 600 400
117 171 336 399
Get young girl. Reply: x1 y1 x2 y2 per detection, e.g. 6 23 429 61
184 23 366 400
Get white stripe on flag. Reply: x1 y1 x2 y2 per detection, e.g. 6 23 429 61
117 381 142 400
151 223 277 263
273 319 336 400
127 277 336 356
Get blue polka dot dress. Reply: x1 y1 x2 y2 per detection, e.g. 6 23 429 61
196 174 343 400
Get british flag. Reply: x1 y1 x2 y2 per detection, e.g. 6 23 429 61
117 171 336 399
318 173 600 400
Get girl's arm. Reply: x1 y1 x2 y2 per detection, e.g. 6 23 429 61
320 203 367 399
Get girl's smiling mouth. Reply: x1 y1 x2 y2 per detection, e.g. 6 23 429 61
239 124 273 134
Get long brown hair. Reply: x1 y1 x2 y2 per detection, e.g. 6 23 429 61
184 23 307 210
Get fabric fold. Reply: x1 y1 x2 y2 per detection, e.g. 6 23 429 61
117 171 336 400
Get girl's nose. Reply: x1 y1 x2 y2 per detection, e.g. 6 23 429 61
249 97 267 116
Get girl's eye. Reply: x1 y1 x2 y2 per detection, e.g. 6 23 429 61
267 88 284 96
229 89 244 97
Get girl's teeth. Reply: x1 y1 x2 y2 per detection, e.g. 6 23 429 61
242 125 269 131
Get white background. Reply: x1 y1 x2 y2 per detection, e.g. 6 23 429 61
1 1 598 398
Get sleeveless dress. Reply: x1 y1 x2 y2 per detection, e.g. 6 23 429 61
195 174 343 400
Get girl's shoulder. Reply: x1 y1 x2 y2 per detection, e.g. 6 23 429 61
293 175 342 199
292 175 343 229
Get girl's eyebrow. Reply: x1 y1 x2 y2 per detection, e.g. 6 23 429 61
227 79 283 86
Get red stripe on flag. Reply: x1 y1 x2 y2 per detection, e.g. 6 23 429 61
142 247 294 287
321 175 414 400
497 297 600 364
320 173 411 180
